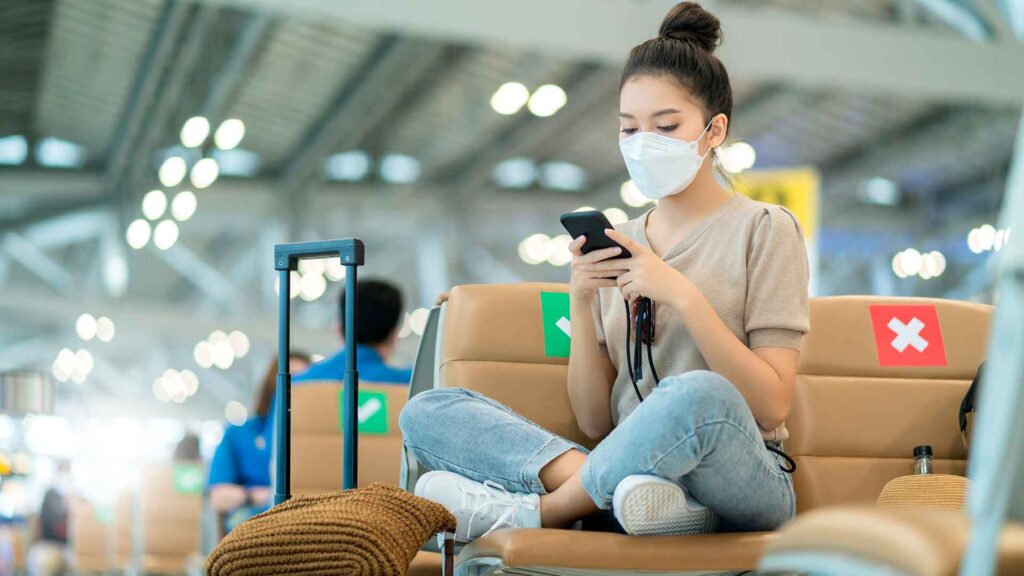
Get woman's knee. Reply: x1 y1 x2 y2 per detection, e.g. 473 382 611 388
398 387 466 440
656 370 744 414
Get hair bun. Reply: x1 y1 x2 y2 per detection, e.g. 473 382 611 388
658 2 722 53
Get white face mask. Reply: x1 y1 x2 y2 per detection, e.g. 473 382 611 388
618 120 714 200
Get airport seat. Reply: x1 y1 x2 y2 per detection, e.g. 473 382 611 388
139 461 203 574
290 381 408 494
404 283 991 575
69 496 112 573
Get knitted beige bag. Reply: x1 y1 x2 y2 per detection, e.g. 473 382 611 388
877 474 970 511
207 483 456 576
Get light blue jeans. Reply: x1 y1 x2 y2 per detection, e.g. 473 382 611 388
399 370 796 532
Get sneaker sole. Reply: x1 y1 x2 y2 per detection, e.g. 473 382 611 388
613 477 720 536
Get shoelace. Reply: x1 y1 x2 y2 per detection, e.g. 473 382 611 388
461 480 537 540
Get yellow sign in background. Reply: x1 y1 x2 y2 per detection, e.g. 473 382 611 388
734 167 820 242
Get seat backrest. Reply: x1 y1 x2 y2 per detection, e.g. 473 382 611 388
788 296 991 512
139 461 202 570
290 381 408 494
438 283 595 450
435 285 993 515
69 496 111 572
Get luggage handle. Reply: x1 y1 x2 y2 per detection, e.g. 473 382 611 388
273 239 365 506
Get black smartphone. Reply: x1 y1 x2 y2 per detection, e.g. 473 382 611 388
559 210 632 259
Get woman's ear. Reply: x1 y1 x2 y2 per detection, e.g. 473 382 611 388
707 113 729 149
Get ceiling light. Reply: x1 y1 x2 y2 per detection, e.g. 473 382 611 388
74 349 94 375
56 349 76 374
95 317 115 343
718 142 756 173
409 308 430 336
977 224 996 251
213 341 234 370
35 137 87 169
158 156 187 187
490 82 530 115
527 84 567 117
0 135 28 166
518 233 552 265
142 189 167 220
212 148 261 177
228 330 250 358
967 228 984 254
299 272 327 301
76 313 97 341
190 157 219 189
225 401 248 426
126 219 151 250
620 180 652 208
379 154 421 184
52 359 70 383
546 235 573 266
193 341 214 369
180 116 210 148
859 177 901 206
493 157 536 188
324 150 371 181
298 259 326 277
603 208 628 225
171 190 197 221
214 119 246 150
538 161 586 191
209 330 228 345
153 220 179 250
325 259 346 282
180 369 199 396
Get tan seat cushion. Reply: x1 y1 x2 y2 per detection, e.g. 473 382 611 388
458 529 775 572
761 506 1024 576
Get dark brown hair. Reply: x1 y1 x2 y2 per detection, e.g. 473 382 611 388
254 352 311 418
621 2 733 140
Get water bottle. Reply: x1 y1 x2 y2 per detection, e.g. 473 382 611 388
913 445 933 475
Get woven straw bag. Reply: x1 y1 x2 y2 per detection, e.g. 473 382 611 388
877 474 970 511
207 483 456 576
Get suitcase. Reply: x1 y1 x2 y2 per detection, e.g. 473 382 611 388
272 238 364 503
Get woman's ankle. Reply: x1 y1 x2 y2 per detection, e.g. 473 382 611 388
538 449 587 493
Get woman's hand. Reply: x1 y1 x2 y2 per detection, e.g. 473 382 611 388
568 235 628 303
578 229 694 309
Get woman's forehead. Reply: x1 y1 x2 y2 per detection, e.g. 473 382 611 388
619 75 703 116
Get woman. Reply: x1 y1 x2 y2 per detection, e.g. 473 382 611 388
208 352 310 530
401 1 808 540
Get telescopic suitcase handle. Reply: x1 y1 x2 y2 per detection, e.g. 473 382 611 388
273 239 365 505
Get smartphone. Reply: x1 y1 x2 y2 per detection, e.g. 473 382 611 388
559 210 632 259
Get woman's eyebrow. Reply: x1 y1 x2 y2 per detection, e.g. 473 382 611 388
651 108 681 118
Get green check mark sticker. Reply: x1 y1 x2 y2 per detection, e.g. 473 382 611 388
338 390 389 435
540 291 571 357
173 463 204 495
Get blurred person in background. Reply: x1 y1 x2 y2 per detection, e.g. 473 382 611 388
293 278 413 384
173 432 201 461
26 488 67 576
208 353 310 532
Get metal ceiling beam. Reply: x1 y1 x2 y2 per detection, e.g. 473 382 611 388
199 12 274 127
976 0 1017 40
1 232 73 294
104 0 191 192
198 0 1024 104
915 0 991 40
147 241 248 313
277 37 449 219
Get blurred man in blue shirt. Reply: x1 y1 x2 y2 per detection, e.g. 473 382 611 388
295 278 412 384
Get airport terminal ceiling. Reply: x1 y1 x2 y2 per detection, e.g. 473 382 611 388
0 0 1021 421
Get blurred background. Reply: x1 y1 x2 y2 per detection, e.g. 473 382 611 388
0 0 1021 572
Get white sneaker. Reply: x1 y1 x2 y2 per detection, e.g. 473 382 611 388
612 475 719 536
414 471 541 543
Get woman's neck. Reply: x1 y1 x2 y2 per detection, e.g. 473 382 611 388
654 166 732 225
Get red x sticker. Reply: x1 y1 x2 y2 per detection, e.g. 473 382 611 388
869 305 947 367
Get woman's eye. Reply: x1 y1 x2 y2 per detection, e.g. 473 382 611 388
620 127 638 135
657 124 679 133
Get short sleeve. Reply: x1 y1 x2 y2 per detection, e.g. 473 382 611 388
207 426 241 487
745 206 810 350
591 290 610 357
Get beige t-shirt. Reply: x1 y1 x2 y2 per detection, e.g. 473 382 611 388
593 193 810 442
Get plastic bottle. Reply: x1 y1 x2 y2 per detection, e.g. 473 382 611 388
913 445 933 475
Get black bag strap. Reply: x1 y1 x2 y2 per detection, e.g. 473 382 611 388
959 362 984 448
